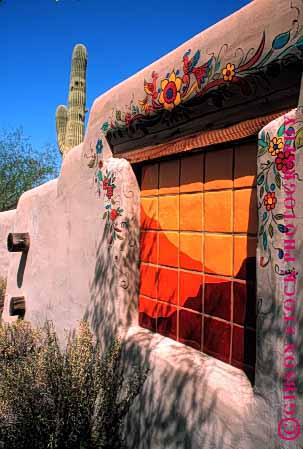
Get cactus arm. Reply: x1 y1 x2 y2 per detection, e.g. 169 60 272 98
56 105 68 155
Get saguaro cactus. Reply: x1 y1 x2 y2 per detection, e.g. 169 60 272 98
56 44 87 157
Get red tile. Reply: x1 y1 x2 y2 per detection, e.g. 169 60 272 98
158 267 178 305
139 296 157 331
179 271 202 312
233 281 256 328
140 231 157 264
204 276 231 320
231 326 256 368
179 310 202 350
140 264 158 299
203 317 231 363
157 303 177 340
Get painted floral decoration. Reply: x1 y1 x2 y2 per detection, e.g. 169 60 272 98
264 191 277 211
268 136 283 156
275 150 294 173
89 136 125 245
99 20 303 133
222 63 235 81
159 71 183 110
258 120 303 273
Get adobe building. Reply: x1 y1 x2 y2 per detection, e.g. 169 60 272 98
0 0 302 447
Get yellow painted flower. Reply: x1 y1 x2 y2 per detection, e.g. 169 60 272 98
269 136 283 156
222 63 235 81
159 71 182 110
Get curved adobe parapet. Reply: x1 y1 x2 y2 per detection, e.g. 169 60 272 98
85 0 303 158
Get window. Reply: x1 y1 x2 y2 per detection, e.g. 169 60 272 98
139 140 257 380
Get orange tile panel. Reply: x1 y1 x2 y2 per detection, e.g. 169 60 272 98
204 191 232 233
234 143 257 188
159 195 179 230
139 264 158 299
158 267 178 305
179 232 203 271
179 271 203 312
234 189 257 234
140 231 158 264
140 197 158 230
204 234 233 276
180 193 203 231
159 159 179 195
141 163 159 196
204 148 233 190
180 153 204 193
233 236 257 280
158 231 179 268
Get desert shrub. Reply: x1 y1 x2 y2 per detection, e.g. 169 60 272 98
0 277 6 318
0 320 145 449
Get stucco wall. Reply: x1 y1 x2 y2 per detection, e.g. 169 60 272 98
2 145 140 350
0 209 16 279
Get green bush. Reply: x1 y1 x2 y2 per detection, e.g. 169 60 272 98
0 320 145 449
0 277 6 319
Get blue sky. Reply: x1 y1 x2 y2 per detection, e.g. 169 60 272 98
1 0 251 154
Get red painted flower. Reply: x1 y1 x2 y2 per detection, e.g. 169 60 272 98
103 178 109 190
106 186 114 199
110 209 118 221
275 151 294 174
125 112 132 126
264 192 277 211
98 160 103 169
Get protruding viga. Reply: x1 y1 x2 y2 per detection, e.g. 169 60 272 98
56 44 87 157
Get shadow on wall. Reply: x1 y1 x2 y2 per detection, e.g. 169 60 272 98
84 200 140 353
121 329 253 449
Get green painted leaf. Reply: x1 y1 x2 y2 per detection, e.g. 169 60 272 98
263 232 268 250
97 171 103 181
102 212 107 219
274 214 284 220
295 128 303 149
266 132 270 146
268 223 274 238
262 211 268 221
277 124 285 137
259 224 264 235
258 139 268 148
296 36 303 49
278 224 288 233
261 130 266 141
272 30 290 49
260 185 264 198
265 183 270 193
101 122 109 132
258 146 268 157
208 65 213 79
257 174 265 185
275 173 281 189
